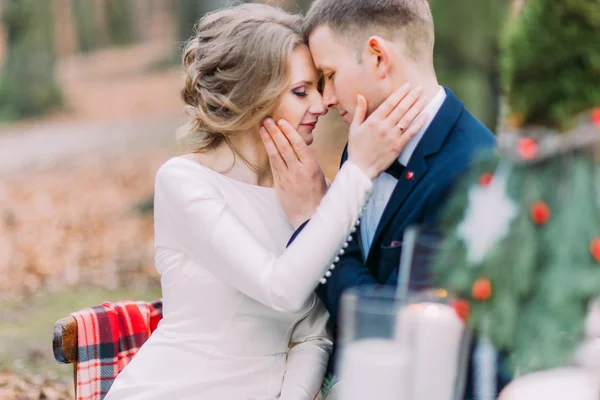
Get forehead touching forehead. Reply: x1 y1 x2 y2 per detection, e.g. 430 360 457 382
303 0 435 65
288 45 319 82
307 26 359 72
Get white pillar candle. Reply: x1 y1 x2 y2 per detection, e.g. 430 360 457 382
337 339 411 400
395 302 467 400
498 368 599 400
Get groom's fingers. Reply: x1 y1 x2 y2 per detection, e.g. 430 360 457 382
259 126 287 171
276 119 311 164
263 118 299 167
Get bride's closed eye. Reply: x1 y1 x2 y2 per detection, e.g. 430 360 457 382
292 87 307 97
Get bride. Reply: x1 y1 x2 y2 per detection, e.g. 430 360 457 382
106 3 423 400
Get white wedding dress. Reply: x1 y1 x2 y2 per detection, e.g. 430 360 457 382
105 156 372 400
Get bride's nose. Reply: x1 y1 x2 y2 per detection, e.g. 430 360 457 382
309 97 327 117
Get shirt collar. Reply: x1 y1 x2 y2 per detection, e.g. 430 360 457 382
398 86 447 166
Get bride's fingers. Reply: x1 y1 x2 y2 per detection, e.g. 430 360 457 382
263 118 299 167
259 126 287 171
387 86 422 128
352 94 368 127
396 97 426 131
396 113 427 146
369 83 410 120
277 119 311 164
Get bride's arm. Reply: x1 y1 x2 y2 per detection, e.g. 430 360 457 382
156 158 372 312
280 299 332 400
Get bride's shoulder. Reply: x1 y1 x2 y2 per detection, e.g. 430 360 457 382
155 156 222 198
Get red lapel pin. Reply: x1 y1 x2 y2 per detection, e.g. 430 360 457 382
406 171 414 180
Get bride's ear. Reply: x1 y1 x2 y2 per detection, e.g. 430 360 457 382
366 36 391 80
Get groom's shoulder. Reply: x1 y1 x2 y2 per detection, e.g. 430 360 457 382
449 108 497 152
431 108 496 176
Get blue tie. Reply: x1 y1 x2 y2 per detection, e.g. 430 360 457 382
385 160 405 180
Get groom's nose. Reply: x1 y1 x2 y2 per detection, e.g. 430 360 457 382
322 82 338 110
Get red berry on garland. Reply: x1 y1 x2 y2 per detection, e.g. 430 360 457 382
517 138 538 160
530 201 551 225
451 299 470 321
591 108 600 127
479 173 493 187
590 237 600 263
472 278 492 301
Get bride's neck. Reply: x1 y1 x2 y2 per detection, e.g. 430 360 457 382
223 130 273 187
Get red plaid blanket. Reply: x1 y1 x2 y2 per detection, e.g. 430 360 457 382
71 299 163 400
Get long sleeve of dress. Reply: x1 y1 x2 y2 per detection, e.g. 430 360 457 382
154 158 372 313
280 299 333 400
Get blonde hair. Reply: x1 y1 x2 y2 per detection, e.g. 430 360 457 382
178 3 304 165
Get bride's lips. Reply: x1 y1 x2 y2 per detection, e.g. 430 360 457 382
299 121 317 130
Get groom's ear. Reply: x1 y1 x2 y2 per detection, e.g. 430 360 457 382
366 36 391 80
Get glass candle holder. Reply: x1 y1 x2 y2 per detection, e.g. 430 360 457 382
336 285 412 400
396 289 472 400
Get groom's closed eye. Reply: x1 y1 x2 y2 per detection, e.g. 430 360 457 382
317 76 325 95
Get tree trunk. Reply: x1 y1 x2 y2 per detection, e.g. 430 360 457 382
429 0 508 131
177 0 227 43
0 0 63 120
105 0 135 46
71 0 101 52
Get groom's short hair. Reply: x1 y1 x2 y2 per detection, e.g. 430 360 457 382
304 0 435 64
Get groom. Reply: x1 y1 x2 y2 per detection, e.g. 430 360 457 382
261 0 509 397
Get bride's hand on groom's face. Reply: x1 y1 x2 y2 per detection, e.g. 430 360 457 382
259 118 328 229
348 84 428 179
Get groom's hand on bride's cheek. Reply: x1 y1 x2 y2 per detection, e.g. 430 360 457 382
259 118 327 229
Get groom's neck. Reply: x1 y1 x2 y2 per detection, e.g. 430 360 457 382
395 66 440 105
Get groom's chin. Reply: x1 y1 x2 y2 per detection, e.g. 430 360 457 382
339 111 351 124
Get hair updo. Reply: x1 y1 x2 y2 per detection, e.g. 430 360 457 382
178 3 304 156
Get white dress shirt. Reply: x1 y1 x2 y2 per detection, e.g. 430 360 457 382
360 86 447 256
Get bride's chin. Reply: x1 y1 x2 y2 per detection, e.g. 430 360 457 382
303 135 314 146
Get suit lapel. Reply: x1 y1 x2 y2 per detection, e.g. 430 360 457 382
366 88 464 264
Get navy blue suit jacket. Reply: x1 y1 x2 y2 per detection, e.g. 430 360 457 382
288 89 510 397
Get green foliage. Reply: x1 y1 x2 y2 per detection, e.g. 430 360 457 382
429 0 508 130
434 143 600 373
320 374 338 399
0 0 63 120
502 0 600 130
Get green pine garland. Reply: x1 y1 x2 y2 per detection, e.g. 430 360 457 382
432 0 600 373
434 143 600 372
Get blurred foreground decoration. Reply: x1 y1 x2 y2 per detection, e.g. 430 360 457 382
434 0 600 374
0 0 63 121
